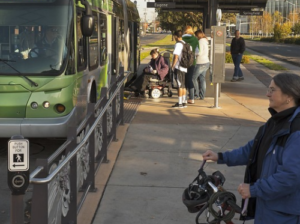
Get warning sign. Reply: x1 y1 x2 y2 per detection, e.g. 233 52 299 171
216 30 223 37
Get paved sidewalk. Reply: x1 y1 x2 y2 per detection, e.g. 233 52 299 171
89 51 298 224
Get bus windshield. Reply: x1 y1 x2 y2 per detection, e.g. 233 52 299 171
0 3 72 75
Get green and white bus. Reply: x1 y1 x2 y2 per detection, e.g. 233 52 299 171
0 0 140 138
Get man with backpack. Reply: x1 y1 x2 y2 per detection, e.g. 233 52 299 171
171 30 193 108
182 26 198 100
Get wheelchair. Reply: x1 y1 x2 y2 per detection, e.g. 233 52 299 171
145 52 174 99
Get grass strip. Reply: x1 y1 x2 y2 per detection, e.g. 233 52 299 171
243 51 288 70
141 36 286 70
140 35 175 61
142 34 175 49
227 43 287 70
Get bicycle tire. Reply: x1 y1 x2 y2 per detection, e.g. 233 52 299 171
208 191 236 222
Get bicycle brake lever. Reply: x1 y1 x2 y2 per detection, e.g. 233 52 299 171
241 198 249 216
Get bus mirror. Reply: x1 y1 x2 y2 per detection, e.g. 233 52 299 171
81 15 94 37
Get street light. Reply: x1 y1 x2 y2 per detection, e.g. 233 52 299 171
284 0 296 27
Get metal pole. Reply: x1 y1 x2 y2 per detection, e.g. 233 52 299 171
293 3 295 27
214 83 219 108
214 8 222 108
11 195 24 224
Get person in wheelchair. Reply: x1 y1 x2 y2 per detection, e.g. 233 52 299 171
125 48 169 96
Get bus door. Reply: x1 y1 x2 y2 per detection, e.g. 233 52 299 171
76 9 89 121
106 13 113 87
111 15 117 77
118 19 125 75
128 22 134 73
99 13 109 88
133 22 140 73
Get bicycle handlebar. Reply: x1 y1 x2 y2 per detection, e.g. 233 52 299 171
199 159 206 170
200 160 249 216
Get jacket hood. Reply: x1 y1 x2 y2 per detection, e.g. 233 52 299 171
182 35 199 52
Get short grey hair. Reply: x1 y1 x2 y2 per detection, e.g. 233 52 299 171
273 73 300 106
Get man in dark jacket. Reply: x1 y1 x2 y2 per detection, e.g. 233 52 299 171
230 30 245 82
125 49 169 96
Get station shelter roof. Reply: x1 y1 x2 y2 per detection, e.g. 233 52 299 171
152 0 268 13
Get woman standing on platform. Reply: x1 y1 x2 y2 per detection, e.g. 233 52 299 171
203 73 300 224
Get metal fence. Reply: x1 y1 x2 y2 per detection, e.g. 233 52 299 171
28 69 127 224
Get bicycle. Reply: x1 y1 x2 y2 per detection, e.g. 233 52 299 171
182 160 249 224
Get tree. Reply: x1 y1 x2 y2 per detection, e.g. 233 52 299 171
156 9 203 34
262 12 273 36
280 22 292 37
288 11 299 28
292 22 300 35
273 22 291 41
222 13 237 25
274 22 282 41
272 11 283 25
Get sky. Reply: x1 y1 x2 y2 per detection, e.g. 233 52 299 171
130 0 156 21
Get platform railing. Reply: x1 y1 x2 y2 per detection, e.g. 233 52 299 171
27 68 129 224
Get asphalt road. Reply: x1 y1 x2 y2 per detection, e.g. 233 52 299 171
140 33 169 46
244 40 300 66
0 137 64 224
146 34 300 68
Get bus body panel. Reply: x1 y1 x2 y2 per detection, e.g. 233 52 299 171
0 90 31 118
0 0 140 138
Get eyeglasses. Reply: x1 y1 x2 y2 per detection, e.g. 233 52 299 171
49 28 59 33
266 87 277 94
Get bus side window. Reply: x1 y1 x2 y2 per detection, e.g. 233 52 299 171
99 13 107 66
118 19 124 67
89 13 98 70
77 12 86 71
0 26 10 59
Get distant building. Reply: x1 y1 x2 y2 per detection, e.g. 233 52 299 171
236 15 249 34
265 0 299 18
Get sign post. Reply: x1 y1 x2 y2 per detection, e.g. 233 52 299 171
211 9 226 108
7 135 30 224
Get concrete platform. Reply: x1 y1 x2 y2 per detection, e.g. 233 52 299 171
83 52 299 224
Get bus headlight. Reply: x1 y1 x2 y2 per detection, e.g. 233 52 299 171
43 101 50 108
55 104 66 113
31 102 38 109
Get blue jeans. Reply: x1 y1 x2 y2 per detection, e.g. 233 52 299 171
231 54 243 79
186 65 195 97
189 63 210 100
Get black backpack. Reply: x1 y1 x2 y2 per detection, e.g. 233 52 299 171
178 41 194 68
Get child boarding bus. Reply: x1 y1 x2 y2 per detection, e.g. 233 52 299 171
0 0 140 138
